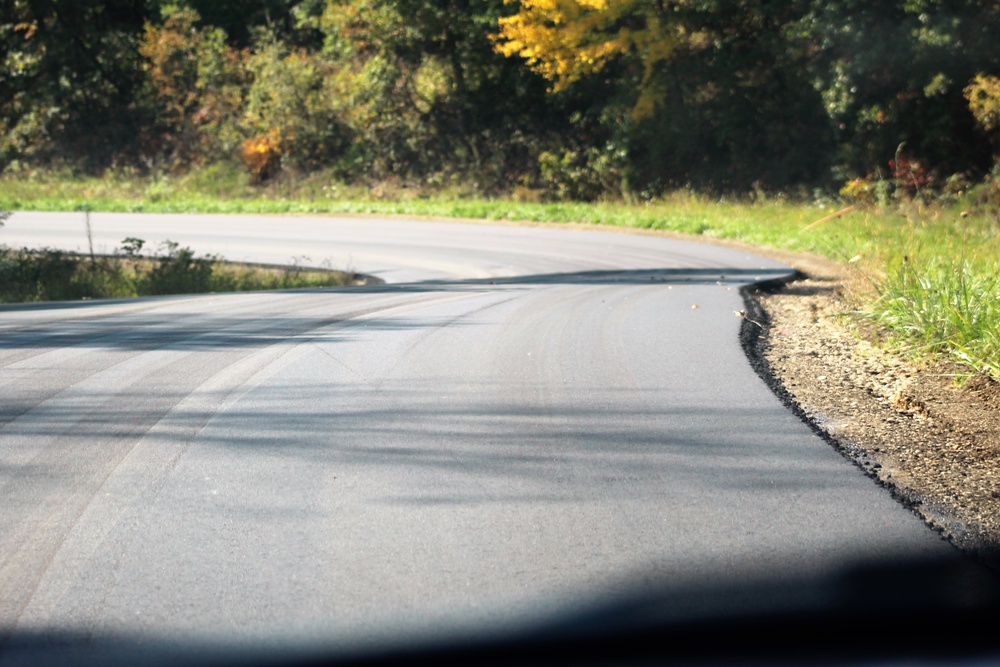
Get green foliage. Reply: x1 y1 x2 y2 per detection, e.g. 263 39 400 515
0 0 151 168
316 0 562 187
537 143 626 202
791 0 999 183
241 32 350 172
0 236 349 303
0 248 81 301
139 5 247 168
139 240 216 294
168 0 306 47
316 0 462 176
618 0 833 193
176 161 253 198
2 0 999 197
494 0 1000 194
870 256 1000 378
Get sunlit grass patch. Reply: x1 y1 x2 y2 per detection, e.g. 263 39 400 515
867 256 1000 379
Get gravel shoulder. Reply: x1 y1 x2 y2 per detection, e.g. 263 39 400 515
740 249 1000 567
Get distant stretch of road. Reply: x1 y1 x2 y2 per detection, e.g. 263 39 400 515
0 212 954 664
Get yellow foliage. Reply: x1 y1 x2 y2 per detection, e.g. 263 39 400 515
965 74 1000 134
493 0 679 119
840 177 876 205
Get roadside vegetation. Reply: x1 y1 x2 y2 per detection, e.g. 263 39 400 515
0 231 352 303
1 0 998 378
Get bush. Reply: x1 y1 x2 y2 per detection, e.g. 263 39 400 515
139 6 247 168
140 241 217 295
889 155 936 201
537 143 626 202
0 247 82 301
0 237 351 304
240 128 284 183
241 34 351 177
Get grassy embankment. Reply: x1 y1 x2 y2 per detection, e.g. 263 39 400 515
1 166 997 379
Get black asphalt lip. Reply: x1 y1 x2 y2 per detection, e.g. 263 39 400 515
734 273 1000 570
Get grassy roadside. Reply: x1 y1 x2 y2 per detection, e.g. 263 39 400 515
1 168 998 378
0 238 352 303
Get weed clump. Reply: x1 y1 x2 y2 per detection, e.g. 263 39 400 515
868 257 1000 379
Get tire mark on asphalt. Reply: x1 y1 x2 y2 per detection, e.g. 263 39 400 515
0 289 460 638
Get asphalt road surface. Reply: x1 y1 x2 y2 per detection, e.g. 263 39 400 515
0 212 958 664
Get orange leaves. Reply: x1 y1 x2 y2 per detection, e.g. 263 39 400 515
240 128 283 183
13 22 38 40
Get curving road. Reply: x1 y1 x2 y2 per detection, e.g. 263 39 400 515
0 212 954 662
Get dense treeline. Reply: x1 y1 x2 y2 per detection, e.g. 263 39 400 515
2 0 999 199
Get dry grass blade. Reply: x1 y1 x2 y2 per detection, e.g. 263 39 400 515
801 205 856 232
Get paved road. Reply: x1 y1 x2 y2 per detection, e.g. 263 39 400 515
0 212 954 662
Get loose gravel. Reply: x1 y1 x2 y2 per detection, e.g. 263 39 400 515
741 250 1000 568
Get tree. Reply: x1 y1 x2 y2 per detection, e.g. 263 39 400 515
495 0 1000 193
966 74 1000 139
317 0 562 186
241 31 350 176
494 0 678 120
139 4 248 168
0 0 151 168
495 0 833 192
790 0 1000 182
161 0 306 47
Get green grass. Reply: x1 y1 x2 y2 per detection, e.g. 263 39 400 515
868 256 1000 379
0 242 352 303
2 166 998 378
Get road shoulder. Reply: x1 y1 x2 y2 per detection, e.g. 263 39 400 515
741 249 1000 567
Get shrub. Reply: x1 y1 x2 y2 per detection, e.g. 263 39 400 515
240 128 283 183
0 247 81 301
141 240 217 295
0 237 351 303
139 6 247 168
965 74 1000 192
241 34 351 176
889 155 935 201
537 143 626 202
840 177 879 205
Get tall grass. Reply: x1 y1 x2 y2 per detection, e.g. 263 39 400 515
868 257 1000 378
